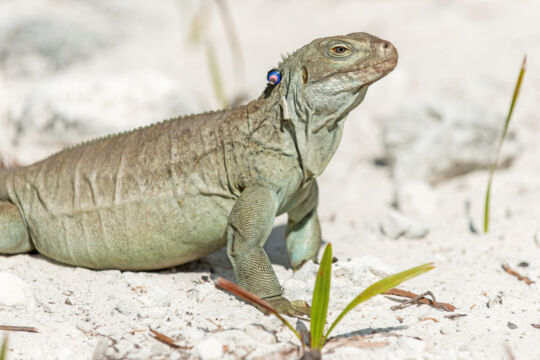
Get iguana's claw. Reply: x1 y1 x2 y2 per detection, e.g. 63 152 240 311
264 296 311 317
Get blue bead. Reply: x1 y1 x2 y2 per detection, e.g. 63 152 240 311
267 69 281 85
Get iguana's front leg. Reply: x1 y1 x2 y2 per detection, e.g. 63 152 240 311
226 185 309 316
286 181 321 270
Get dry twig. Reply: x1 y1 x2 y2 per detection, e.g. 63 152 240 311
505 344 516 360
148 328 192 350
501 264 534 285
384 288 455 312
0 326 38 333
419 317 439 323
444 314 467 320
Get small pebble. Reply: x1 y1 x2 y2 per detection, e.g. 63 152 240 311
150 342 169 357
76 321 93 334
0 272 34 308
507 322 517 330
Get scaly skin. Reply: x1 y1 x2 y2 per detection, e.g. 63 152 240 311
0 32 397 315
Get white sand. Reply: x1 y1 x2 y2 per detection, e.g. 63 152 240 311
1 0 539 359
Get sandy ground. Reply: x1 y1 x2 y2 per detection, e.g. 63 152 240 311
1 0 539 359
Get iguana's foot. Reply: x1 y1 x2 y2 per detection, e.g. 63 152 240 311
292 259 312 271
264 296 311 317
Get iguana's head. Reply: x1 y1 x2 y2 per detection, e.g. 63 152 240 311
275 32 397 127
267 32 397 178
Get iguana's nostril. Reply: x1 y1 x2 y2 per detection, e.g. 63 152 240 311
378 41 396 57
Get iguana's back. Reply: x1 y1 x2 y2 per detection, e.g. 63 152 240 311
2 105 252 269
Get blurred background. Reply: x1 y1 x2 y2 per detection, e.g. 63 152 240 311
0 0 537 227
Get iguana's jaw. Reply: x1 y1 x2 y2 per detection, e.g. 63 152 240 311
306 41 398 98
312 54 398 88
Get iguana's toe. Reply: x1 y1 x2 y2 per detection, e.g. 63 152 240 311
265 296 311 317
290 299 311 316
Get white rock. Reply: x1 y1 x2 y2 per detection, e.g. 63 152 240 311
141 307 167 319
149 342 169 357
386 337 426 358
139 287 172 308
56 347 76 360
0 272 34 308
380 210 410 239
76 321 93 334
91 338 109 360
393 180 437 220
379 210 430 240
195 337 224 360
193 282 216 304
244 324 277 344
336 256 396 278
115 299 140 316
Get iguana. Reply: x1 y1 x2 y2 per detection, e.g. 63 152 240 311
0 32 397 315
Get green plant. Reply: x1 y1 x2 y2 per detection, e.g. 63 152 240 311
484 56 527 233
1 336 7 360
186 0 245 109
217 243 434 357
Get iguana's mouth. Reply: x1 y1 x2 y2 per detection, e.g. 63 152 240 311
350 56 398 84
312 56 398 84
367 56 398 74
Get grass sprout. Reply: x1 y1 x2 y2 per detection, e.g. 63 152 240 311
205 41 228 109
310 243 332 349
483 56 527 233
186 0 245 108
1 336 7 360
217 243 434 357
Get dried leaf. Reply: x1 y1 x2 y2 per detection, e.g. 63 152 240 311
0 326 39 333
216 277 303 347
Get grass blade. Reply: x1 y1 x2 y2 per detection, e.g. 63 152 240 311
484 56 527 233
215 277 304 348
322 263 434 346
310 243 333 349
0 336 7 360
206 41 229 109
187 1 210 44
215 0 245 102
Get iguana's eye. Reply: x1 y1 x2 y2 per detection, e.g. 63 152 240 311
329 44 351 56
